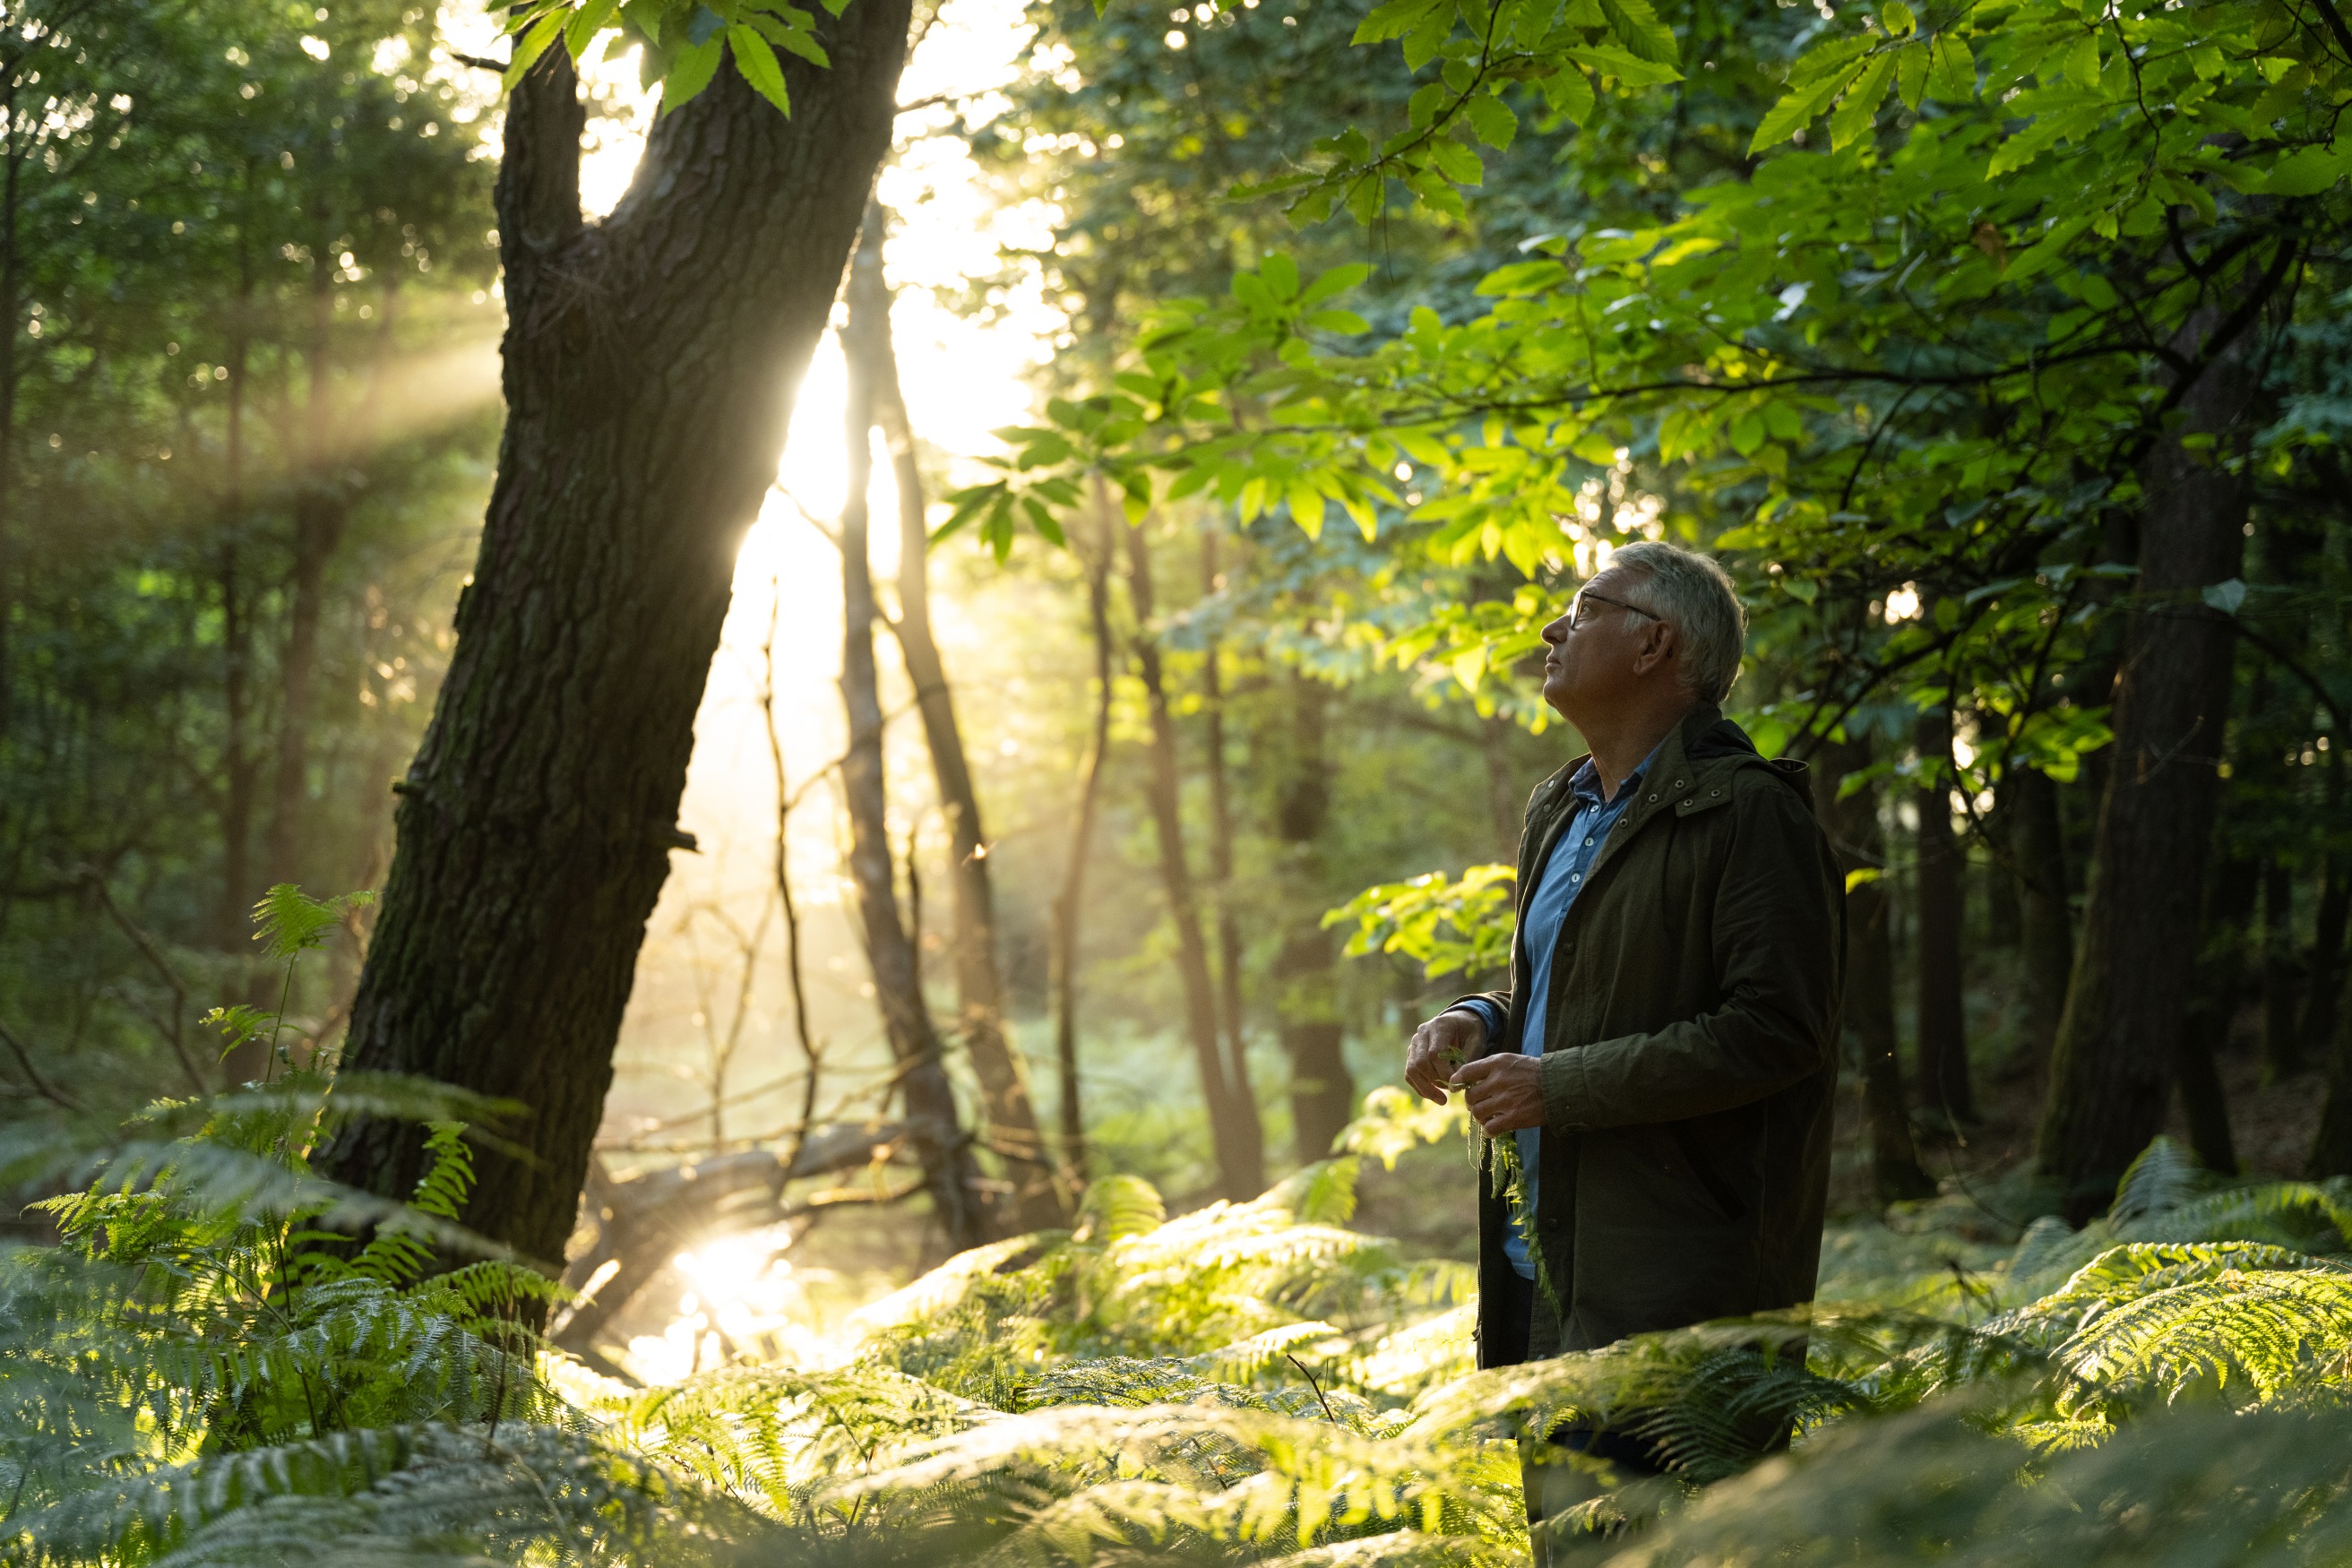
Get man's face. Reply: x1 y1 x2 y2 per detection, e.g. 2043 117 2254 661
1539 566 1666 723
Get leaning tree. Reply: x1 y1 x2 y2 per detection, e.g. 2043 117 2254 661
319 4 918 1269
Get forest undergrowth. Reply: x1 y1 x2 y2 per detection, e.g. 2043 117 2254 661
8 896 2352 1566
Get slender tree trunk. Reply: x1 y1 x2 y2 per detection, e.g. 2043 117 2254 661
850 201 1062 1228
760 564 823 1188
1049 485 1119 1182
2009 766 2072 1067
1270 672 1352 1162
2038 289 2271 1221
835 317 988 1253
2262 860 2302 1081
269 218 349 887
1913 708 1973 1124
2309 960 2352 1176
2304 842 2349 1054
1123 517 1263 1201
316 30 916 1269
215 237 267 1083
2179 852 2254 1174
1198 526 1255 1149
1815 735 1936 1202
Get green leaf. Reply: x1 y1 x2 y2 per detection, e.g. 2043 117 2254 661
660 35 726 111
1352 0 1447 45
1878 0 1916 33
2260 144 2349 195
1566 43 1682 86
502 8 566 89
1298 263 1371 308
2201 578 2247 615
1926 32 1975 100
1828 54 1895 150
1895 39 1928 109
1261 252 1300 301
728 26 793 114
1750 69 1850 151
1598 0 1679 65
2063 31 2100 89
1429 137 1486 185
564 0 622 60
1464 91 1518 150
1540 64 1597 124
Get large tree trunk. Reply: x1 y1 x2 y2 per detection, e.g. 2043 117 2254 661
835 232 990 1257
2037 293 2269 1221
1912 707 1973 1124
1123 519 1263 1202
316 26 914 1269
1815 736 1935 1202
849 203 1062 1229
2008 765 2072 1067
1269 673 1353 1162
1049 487 1119 1182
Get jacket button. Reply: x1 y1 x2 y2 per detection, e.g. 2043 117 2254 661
1647 793 1658 802
1711 788 1721 797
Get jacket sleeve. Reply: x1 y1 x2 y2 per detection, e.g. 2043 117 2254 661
1537 773 1842 1130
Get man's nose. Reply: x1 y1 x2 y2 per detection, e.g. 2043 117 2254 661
1541 615 1569 646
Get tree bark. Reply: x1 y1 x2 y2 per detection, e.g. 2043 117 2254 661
2178 852 2253 1175
1049 486 1120 1182
316 25 915 1270
2037 292 2269 1221
850 202 1062 1229
2008 765 2072 1067
1123 518 1263 1202
1197 526 1255 1155
835 234 990 1257
1913 707 1973 1124
1270 672 1353 1162
2309 960 2352 1176
2261 859 2302 1081
1815 735 1936 1202
2304 841 2349 1054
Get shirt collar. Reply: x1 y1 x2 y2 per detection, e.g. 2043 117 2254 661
1567 735 1670 809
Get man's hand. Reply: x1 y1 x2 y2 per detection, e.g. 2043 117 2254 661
1406 1010 1488 1105
1452 1053 1545 1135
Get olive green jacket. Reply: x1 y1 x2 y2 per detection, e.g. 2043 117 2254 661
1460 703 1844 1365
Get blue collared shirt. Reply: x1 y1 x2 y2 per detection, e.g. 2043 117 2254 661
1456 746 1658 1279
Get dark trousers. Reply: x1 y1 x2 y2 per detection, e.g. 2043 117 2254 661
1495 1271 1665 1564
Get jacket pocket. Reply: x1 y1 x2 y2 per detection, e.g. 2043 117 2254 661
1666 1122 1750 1223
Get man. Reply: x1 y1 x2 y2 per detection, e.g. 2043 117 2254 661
1402 539 1844 1546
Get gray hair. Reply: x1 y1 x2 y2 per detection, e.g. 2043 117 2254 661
1608 539 1747 706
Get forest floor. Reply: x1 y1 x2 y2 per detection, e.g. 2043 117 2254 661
582 1002 2331 1378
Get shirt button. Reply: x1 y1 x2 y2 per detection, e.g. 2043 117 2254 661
1583 837 1594 847
1571 874 1581 883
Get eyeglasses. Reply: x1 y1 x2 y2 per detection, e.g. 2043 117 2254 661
1568 587 1665 631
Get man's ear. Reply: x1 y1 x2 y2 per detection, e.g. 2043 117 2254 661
1634 617 1678 676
